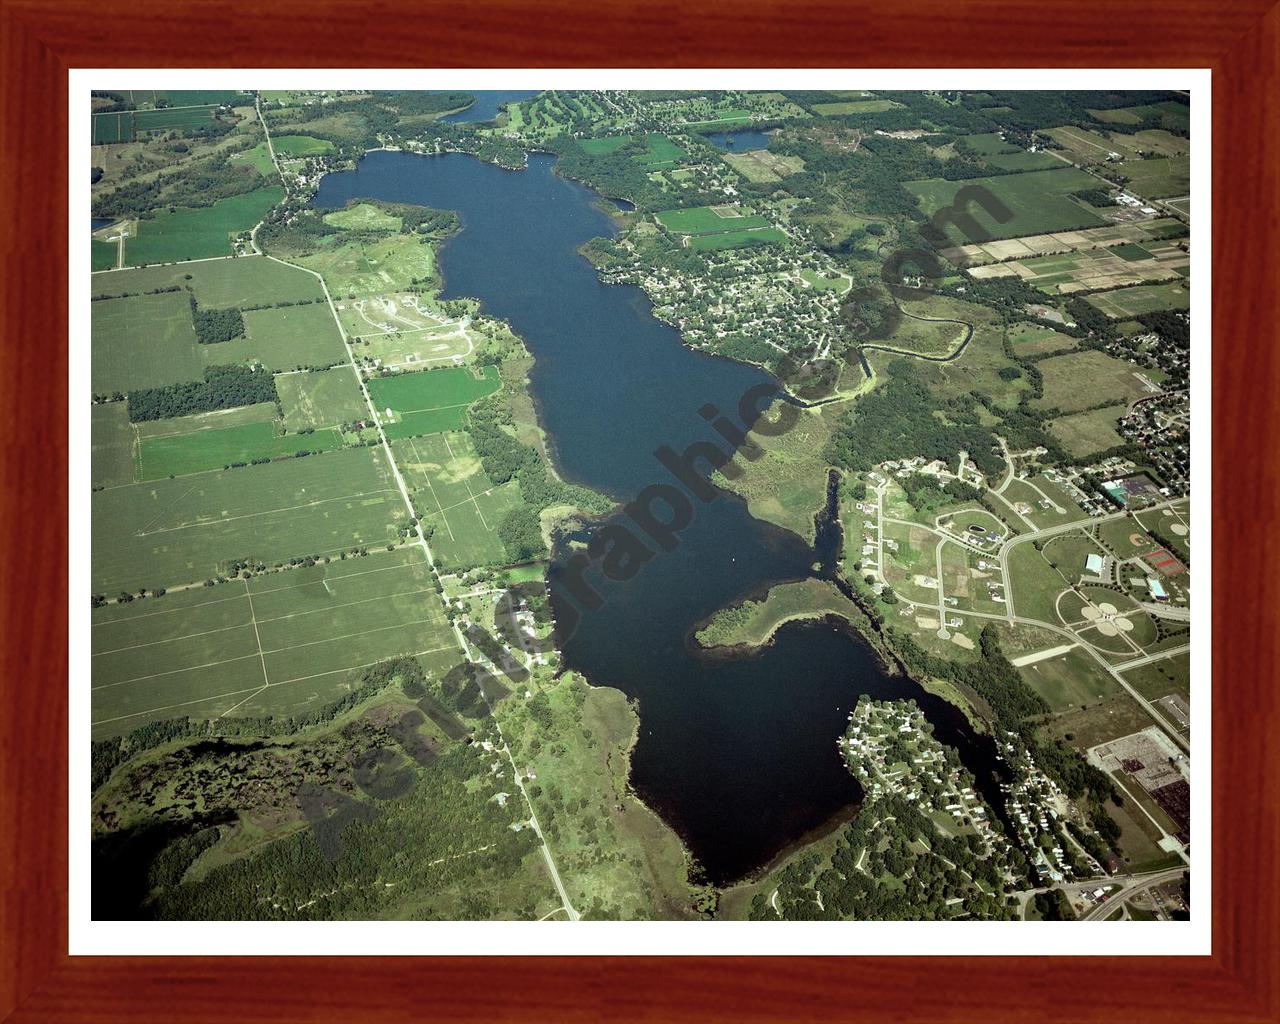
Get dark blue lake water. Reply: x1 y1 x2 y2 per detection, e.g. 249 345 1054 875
440 90 538 124
313 151 1005 884
705 129 772 151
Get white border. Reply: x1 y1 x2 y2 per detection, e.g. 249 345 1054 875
70 67 1211 956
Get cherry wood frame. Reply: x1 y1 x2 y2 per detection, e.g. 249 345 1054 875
2 1 1276 1020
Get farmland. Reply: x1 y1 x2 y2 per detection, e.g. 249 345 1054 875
91 446 407 596
91 402 137 487
1083 281 1191 318
204 302 347 370
277 368 369 430
367 366 501 439
123 186 283 265
394 432 525 569
722 149 805 183
91 290 203 393
905 167 1106 243
93 255 324 307
91 546 456 737
810 99 898 115
293 233 436 297
656 205 787 252
137 420 344 480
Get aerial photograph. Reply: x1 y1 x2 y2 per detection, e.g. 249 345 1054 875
88 87 1193 923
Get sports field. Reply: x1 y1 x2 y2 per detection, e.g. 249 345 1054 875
689 228 788 251
201 303 347 370
1083 281 1190 318
367 366 501 439
656 206 771 235
91 290 202 393
90 546 458 737
137 420 344 480
277 368 369 430
394 432 525 569
93 255 324 307
91 402 137 487
905 167 1106 243
1033 350 1165 414
91 446 407 595
272 134 334 157
124 187 283 265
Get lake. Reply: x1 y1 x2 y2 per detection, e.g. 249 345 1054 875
440 90 538 124
704 129 773 151
313 151 1007 884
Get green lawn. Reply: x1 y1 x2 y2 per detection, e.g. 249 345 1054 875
124 186 283 265
137 420 344 480
904 167 1106 243
272 134 334 157
656 205 771 235
368 366 501 439
91 290 203 394
277 368 369 430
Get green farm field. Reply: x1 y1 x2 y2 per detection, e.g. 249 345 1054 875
394 432 524 570
368 366 500 439
90 546 457 737
91 290 202 393
92 255 324 307
133 105 222 134
203 303 347 371
91 402 137 488
324 202 402 232
1117 156 1190 199
137 420 344 480
656 206 771 235
277 368 369 430
1006 322 1077 356
124 187 283 265
91 446 407 595
92 239 119 271
904 167 1106 243
133 401 279 440
1083 282 1191 318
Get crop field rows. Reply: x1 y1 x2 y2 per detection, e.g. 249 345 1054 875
906 167 1107 244
939 218 1188 267
393 432 524 570
91 290 203 394
91 446 408 596
90 547 458 737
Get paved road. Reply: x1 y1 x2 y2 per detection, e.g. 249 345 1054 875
1079 867 1187 922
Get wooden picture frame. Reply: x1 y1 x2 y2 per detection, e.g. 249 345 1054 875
2 1 1275 1019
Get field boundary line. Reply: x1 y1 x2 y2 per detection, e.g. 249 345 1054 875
260 617 439 656
92 652 262 691
244 578 272 687
256 586 437 625
92 590 249 625
92 685 265 728
443 432 490 530
248 552 422 595
407 436 455 542
263 646 457 690
93 619 253 657
135 487 399 536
